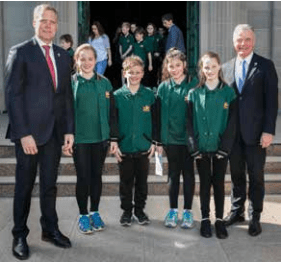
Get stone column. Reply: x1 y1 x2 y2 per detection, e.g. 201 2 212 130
200 1 246 63
51 1 78 48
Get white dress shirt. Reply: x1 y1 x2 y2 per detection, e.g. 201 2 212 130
35 35 58 86
235 51 254 89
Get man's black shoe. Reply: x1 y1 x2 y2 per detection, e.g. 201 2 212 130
42 230 71 248
134 210 150 225
200 219 212 238
223 212 245 226
120 211 132 227
248 219 262 236
215 220 228 239
12 237 29 260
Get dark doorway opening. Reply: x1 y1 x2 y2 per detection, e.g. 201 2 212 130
88 1 188 88
89 1 187 44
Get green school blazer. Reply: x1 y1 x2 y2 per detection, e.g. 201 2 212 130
187 83 236 153
157 77 198 146
72 73 113 143
113 84 155 153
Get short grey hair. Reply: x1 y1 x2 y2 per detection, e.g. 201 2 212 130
33 4 58 22
233 24 255 41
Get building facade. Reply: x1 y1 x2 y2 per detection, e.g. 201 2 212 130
0 1 281 112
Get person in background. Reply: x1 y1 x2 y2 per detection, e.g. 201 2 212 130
187 51 237 239
67 43 117 234
162 13 186 54
118 22 135 85
59 34 75 73
131 22 137 34
222 24 278 237
112 55 158 227
156 48 197 230
119 22 134 61
146 23 161 87
88 21 112 75
5 4 74 260
132 27 153 87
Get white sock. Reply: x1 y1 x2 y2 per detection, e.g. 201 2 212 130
89 211 99 216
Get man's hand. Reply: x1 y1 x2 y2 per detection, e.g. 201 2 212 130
21 135 38 155
260 133 274 148
62 134 74 156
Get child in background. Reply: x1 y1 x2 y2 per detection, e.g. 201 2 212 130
118 22 134 60
133 27 153 87
156 48 198 229
146 23 161 87
66 44 117 234
187 51 237 239
112 55 158 227
59 34 75 71
118 22 135 84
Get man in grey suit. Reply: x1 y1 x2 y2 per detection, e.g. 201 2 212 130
222 24 278 236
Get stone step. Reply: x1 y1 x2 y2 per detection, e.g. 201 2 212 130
1 174 281 197
1 143 281 158
1 156 281 176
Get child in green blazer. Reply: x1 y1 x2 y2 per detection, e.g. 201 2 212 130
68 44 117 235
112 55 158 227
187 51 237 239
156 48 198 230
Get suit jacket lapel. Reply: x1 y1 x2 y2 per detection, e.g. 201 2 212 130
245 53 258 82
241 53 258 94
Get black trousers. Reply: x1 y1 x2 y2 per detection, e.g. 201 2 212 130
229 134 266 215
12 132 61 238
73 141 108 215
164 145 195 210
118 153 149 212
196 155 228 219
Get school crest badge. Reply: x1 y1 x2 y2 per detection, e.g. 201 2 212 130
143 105 150 112
105 91 110 98
223 102 229 109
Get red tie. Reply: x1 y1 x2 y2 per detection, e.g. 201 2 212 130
42 45 56 89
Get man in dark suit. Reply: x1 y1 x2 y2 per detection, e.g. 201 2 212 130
222 24 278 236
5 4 74 260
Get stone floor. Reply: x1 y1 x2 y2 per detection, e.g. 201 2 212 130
0 195 281 262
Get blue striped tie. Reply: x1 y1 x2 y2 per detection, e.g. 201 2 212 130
238 60 246 93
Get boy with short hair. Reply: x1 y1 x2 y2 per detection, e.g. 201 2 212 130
118 22 134 60
112 55 158 226
59 34 74 59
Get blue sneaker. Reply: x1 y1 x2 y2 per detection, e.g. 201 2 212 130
164 209 178 228
181 210 194 229
90 212 105 231
78 215 94 234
